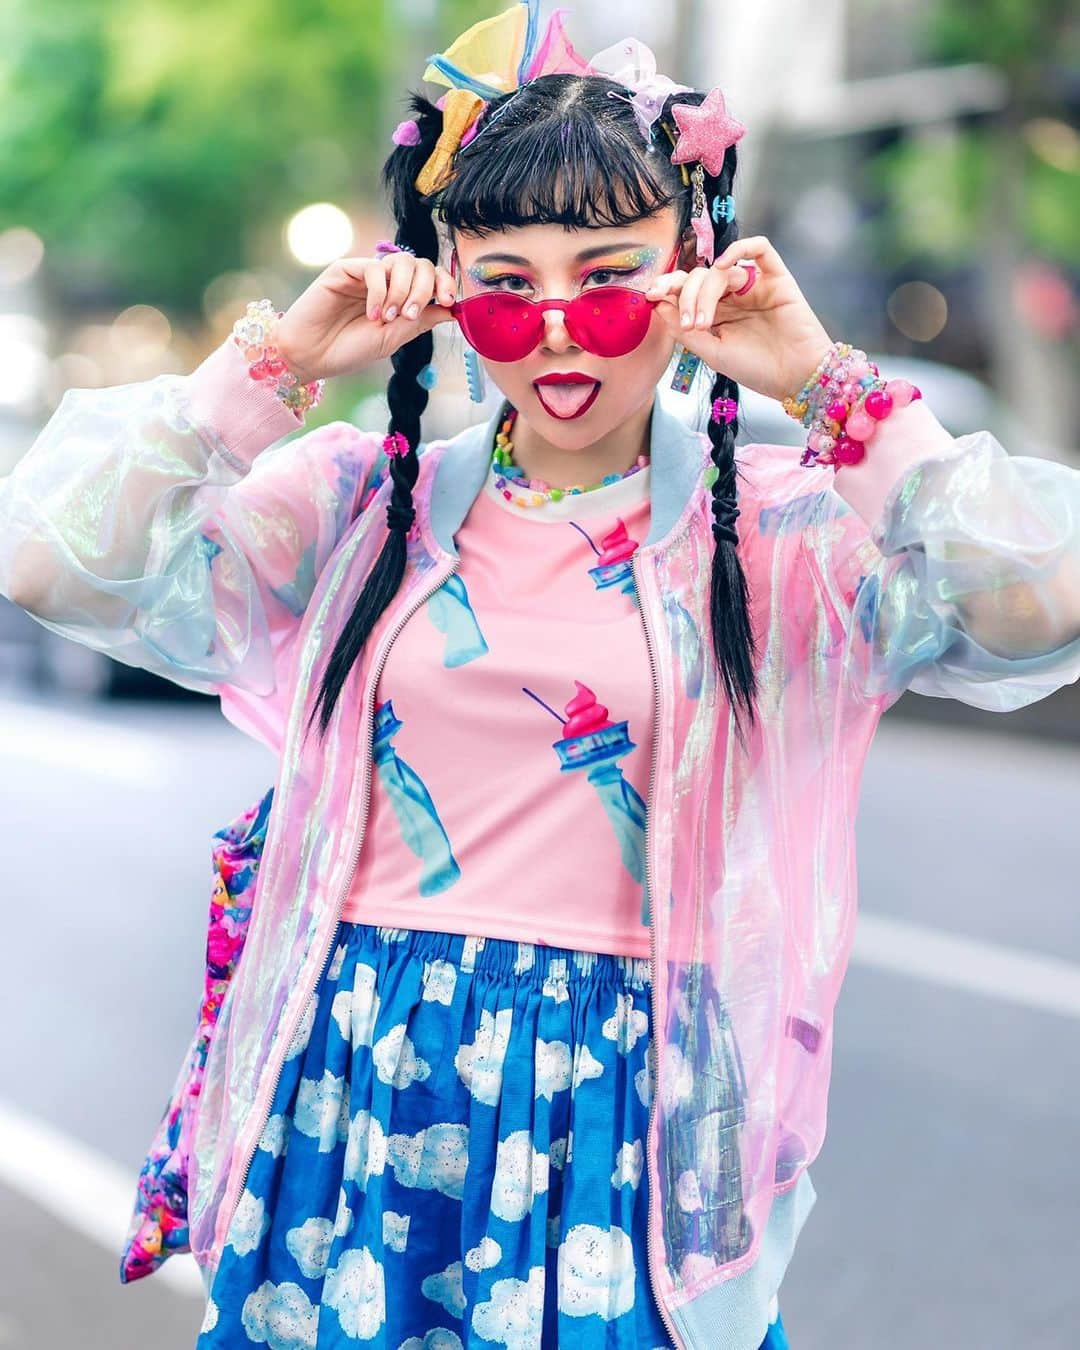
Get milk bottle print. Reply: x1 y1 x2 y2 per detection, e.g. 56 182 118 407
372 698 461 896
427 574 489 667
526 680 649 926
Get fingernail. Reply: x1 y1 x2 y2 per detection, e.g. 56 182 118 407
370 305 381 321
681 312 691 327
404 303 419 319
696 311 706 326
384 305 398 320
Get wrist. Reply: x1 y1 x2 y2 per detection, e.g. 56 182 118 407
231 299 326 418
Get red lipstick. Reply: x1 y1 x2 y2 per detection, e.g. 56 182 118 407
533 372 602 420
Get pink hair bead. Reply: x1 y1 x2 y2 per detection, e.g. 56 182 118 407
392 119 421 145
844 407 877 441
383 431 410 457
863 389 894 419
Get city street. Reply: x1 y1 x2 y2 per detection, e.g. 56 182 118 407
2 693 1077 1348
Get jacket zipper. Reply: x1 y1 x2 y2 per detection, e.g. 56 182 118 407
633 548 685 1350
221 551 460 1253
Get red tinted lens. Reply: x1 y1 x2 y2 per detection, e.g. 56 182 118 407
564 286 654 357
452 293 543 362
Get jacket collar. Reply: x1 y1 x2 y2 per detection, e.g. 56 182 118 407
425 397 707 558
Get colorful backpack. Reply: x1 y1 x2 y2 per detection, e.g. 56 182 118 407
119 785 274 1283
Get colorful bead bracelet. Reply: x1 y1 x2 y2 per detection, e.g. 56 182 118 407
230 299 326 417
784 340 921 468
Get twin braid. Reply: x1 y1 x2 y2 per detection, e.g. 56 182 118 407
690 146 759 735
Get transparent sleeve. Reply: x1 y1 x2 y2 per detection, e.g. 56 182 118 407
800 397 1080 711
0 338 388 707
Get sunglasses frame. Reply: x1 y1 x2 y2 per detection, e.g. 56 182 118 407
447 241 685 362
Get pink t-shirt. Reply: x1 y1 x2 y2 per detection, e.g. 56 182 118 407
340 458 655 957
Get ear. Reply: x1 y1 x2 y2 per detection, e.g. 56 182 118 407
677 229 700 271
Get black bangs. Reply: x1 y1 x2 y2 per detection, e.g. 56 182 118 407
435 75 688 235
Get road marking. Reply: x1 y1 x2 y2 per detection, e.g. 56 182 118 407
0 1099 205 1298
853 912 1080 1020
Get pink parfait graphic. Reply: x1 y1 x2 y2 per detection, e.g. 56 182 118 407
522 679 649 926
569 517 640 598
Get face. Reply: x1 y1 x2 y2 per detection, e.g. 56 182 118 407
451 207 692 448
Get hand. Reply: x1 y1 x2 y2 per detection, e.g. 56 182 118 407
645 235 835 404
273 252 457 385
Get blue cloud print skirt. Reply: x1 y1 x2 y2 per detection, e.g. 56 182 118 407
196 922 789 1348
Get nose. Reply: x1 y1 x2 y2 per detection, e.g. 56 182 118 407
539 309 580 355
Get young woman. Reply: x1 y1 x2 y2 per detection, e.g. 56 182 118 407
2 5 1078 1347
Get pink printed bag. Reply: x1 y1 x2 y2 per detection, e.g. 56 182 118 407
119 785 274 1282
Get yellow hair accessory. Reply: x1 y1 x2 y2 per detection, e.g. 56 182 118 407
414 88 486 196
421 3 527 97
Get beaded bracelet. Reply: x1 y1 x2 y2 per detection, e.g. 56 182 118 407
231 299 326 417
783 340 921 468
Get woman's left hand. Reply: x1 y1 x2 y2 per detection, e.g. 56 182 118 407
645 235 835 404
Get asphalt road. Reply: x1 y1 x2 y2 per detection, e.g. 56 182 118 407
2 691 1077 1349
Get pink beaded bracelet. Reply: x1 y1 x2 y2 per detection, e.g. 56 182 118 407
783 341 921 468
231 299 325 417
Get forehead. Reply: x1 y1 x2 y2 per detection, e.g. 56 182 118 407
452 211 679 267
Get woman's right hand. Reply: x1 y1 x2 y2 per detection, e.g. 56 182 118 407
272 252 457 386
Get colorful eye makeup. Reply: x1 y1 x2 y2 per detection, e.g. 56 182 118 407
465 245 664 290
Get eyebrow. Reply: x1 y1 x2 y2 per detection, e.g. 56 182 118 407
472 242 653 266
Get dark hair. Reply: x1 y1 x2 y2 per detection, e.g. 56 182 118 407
308 74 758 742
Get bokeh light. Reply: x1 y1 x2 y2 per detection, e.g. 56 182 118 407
285 202 355 267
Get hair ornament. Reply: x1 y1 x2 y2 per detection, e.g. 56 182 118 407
374 239 415 258
382 431 411 458
391 119 422 146
587 38 692 144
711 396 738 425
712 192 735 224
690 163 714 264
414 88 486 195
670 86 746 176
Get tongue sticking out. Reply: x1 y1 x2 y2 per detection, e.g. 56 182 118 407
534 381 600 417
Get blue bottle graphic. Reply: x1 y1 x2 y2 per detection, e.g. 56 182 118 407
524 680 650 927
372 698 460 896
426 574 489 667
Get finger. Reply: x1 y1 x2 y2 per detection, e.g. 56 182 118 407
382 255 417 319
401 258 437 321
363 263 387 321
675 267 710 329
694 268 734 327
433 264 456 309
644 269 689 301
712 234 784 276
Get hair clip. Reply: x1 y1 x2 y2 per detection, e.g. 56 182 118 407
670 344 702 394
711 193 735 224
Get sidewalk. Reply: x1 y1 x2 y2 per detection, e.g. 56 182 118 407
0 1181 204 1349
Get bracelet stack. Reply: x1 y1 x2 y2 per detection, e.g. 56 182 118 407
783 341 921 469
231 299 326 417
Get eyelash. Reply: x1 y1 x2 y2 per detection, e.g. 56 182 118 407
482 266 638 291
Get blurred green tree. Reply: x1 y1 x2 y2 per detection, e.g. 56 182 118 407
0 0 479 315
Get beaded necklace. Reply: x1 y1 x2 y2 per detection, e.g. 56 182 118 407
489 405 650 509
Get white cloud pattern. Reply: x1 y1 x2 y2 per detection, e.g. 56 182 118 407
386 1122 470 1201
323 1248 386 1340
470 1268 546 1348
601 992 648 1054
373 1022 431 1089
557 1223 635 1320
294 1069 350 1152
285 1216 334 1280
421 1259 466 1317
490 1130 549 1223
455 1006 513 1104
227 1188 270 1257
241 1279 318 1349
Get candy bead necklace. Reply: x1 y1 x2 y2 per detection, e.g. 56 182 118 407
489 406 650 508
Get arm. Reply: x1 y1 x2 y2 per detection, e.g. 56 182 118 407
798 397 1080 710
0 337 389 733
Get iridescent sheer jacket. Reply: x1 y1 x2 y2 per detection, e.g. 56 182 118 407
2 338 1078 1350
